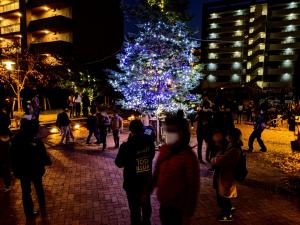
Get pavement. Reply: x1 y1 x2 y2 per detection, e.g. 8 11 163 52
0 125 300 225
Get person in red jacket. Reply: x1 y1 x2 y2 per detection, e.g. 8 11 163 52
152 116 200 225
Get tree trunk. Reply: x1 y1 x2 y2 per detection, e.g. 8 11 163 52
17 92 21 113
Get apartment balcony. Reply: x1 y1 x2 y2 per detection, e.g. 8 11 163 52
0 23 20 35
28 15 72 32
0 1 19 14
270 31 300 39
30 40 72 55
31 31 72 44
206 46 243 53
268 55 297 62
208 15 248 24
266 67 293 75
271 7 300 18
27 0 71 8
269 20 300 28
269 43 300 50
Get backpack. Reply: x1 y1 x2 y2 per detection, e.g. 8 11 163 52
234 149 248 182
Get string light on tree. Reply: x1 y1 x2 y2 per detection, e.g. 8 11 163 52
110 20 200 112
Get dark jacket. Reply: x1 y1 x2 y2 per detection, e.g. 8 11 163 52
0 135 11 165
56 112 70 127
115 134 155 192
87 115 98 131
11 133 51 178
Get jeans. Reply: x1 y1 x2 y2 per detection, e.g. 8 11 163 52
248 129 267 151
113 129 120 147
237 112 242 124
99 129 107 150
20 176 45 217
159 206 183 225
0 164 11 187
86 130 99 144
216 190 232 216
126 191 152 225
197 133 204 161
75 103 81 117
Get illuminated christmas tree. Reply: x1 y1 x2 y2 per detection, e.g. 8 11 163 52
110 20 200 112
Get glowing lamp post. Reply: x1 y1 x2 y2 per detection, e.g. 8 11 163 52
3 60 15 81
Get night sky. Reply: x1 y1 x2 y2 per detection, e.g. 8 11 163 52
125 0 219 36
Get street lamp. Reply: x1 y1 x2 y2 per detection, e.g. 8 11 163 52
2 60 15 81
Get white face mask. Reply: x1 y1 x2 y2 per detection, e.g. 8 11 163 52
165 132 180 145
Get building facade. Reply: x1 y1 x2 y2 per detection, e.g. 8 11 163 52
0 0 72 56
201 0 300 92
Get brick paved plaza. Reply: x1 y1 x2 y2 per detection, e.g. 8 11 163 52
0 126 299 225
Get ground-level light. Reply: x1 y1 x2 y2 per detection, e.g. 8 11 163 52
50 127 59 134
74 123 80 130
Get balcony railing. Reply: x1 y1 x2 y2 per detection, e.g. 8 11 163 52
0 23 20 34
0 1 19 13
31 33 73 44
31 8 72 21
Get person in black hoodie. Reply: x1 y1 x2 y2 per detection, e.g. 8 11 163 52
0 126 11 192
115 120 155 225
11 119 52 218
86 108 100 144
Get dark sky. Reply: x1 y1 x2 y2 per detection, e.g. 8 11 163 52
125 0 219 36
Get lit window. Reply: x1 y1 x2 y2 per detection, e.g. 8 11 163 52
234 30 243 36
231 74 240 82
209 43 218 49
262 6 268 16
288 2 297 9
233 41 242 47
235 20 243 26
209 33 218 39
287 13 297 20
249 27 254 33
208 63 217 71
247 62 252 69
235 10 244 16
249 39 253 45
250 18 255 23
258 68 264 75
233 51 241 58
207 74 217 82
210 23 218 29
210 13 219 19
282 73 292 81
283 36 295 44
259 44 265 50
246 75 251 82
208 53 218 59
250 6 256 13
283 48 294 55
284 25 296 32
282 59 293 68
248 51 253 56
258 55 265 62
232 62 241 70
260 32 266 38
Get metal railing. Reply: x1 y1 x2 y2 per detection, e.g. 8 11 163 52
0 1 19 13
0 23 20 34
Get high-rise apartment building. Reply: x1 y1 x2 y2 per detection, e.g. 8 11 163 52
0 0 72 55
201 0 300 91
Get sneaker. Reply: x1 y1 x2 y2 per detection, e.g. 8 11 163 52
231 207 236 212
248 148 253 152
3 187 11 192
260 149 267 152
218 215 233 222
